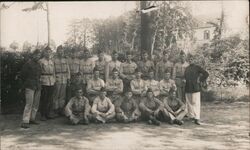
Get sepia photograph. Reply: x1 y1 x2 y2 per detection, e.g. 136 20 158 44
0 1 249 150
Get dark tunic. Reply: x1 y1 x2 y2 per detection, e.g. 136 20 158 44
184 64 209 93
115 98 137 117
20 59 42 90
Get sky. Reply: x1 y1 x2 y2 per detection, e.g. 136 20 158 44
0 1 249 49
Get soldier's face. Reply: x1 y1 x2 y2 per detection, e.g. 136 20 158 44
33 53 41 61
113 71 119 78
112 53 118 60
164 73 171 80
149 72 154 79
136 72 142 78
73 52 79 58
84 51 90 58
76 89 83 98
125 92 133 99
98 52 105 60
44 50 53 59
163 54 169 61
147 92 154 99
143 53 148 60
100 91 106 98
94 71 100 78
57 49 64 57
127 55 132 60
172 92 176 98
180 55 185 62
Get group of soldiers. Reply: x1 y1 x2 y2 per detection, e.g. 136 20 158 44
20 45 209 128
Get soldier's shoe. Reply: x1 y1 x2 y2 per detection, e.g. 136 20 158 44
174 119 183 125
30 120 40 125
148 120 153 125
21 123 30 129
152 119 161 126
194 119 201 125
40 116 47 121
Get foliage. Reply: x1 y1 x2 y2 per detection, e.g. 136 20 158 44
9 41 19 51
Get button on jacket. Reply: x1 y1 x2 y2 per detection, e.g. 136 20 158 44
39 58 55 86
54 57 70 84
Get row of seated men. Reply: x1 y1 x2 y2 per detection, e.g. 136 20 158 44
65 67 186 126
66 86 186 126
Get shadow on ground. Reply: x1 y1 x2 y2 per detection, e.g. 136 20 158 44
0 102 249 150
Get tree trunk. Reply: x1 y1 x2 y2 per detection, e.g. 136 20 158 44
46 2 50 46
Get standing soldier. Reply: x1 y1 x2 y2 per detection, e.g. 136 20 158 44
173 51 189 102
39 46 56 121
20 49 42 128
86 67 105 106
120 51 137 92
53 45 70 116
95 50 107 81
146 68 160 97
106 68 123 103
159 70 177 101
130 68 148 104
80 48 95 93
105 51 121 81
156 51 174 81
67 47 80 101
137 52 154 80
184 55 209 125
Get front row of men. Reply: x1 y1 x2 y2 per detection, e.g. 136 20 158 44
65 86 186 126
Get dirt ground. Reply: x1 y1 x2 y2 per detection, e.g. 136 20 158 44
0 101 249 150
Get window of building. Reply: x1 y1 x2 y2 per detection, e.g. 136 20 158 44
204 30 210 40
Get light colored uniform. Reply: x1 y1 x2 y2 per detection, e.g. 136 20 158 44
163 97 187 121
91 96 115 123
156 60 174 81
86 78 105 105
130 79 148 104
173 62 189 102
68 58 80 77
65 96 90 124
79 58 95 84
106 78 123 103
146 80 160 97
159 79 177 99
53 57 70 110
120 61 137 91
105 60 121 81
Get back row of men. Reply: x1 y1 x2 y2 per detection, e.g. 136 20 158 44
20 45 208 128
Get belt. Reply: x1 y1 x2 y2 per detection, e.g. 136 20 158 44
55 71 68 74
41 73 53 75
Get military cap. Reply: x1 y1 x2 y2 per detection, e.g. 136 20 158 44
135 68 142 73
57 45 63 50
112 50 118 55
126 51 133 56
100 87 107 92
163 51 168 55
146 88 153 93
44 46 52 51
180 50 185 56
93 66 100 72
112 67 119 73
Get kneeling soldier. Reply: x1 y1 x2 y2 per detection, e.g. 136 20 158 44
91 87 115 123
139 88 165 126
114 90 141 123
65 87 90 125
162 88 187 125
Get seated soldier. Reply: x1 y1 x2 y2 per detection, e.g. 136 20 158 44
114 90 141 123
106 68 123 103
64 87 90 125
139 88 165 126
86 67 105 106
130 68 147 104
146 68 160 97
91 87 115 123
159 70 177 100
162 88 187 125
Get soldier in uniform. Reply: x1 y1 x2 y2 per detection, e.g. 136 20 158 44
53 45 70 116
130 68 147 104
145 68 160 97
95 50 107 81
39 46 56 121
173 50 189 102
105 51 121 81
20 49 42 128
79 48 95 93
159 70 177 101
156 51 174 81
162 88 187 125
120 51 137 92
91 87 115 123
114 90 141 123
86 67 105 106
106 68 123 103
65 87 90 125
68 47 80 79
139 88 165 126
137 52 154 80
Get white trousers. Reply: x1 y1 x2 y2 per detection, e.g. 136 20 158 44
185 92 201 120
